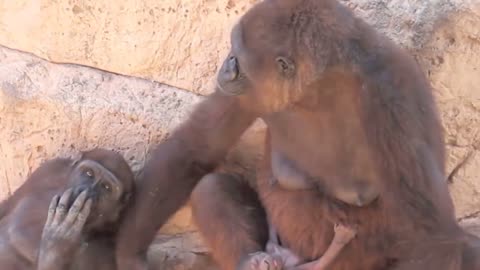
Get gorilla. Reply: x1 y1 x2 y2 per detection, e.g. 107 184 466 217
0 148 134 270
114 0 480 269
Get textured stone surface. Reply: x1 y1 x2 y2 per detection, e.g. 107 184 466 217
147 232 219 270
460 217 480 237
0 0 259 95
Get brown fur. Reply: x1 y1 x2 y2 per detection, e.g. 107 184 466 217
0 148 134 270
191 173 269 270
115 0 480 269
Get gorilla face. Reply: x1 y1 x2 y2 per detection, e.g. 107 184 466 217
216 7 302 115
69 159 131 231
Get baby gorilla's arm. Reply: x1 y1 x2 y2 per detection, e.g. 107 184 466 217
237 222 356 270
37 188 92 270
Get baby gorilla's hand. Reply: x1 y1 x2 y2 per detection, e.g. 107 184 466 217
266 242 302 268
333 223 357 245
37 188 92 270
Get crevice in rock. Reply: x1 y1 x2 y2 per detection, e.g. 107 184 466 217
458 210 480 222
447 138 479 184
447 149 475 184
0 44 204 98
4 172 12 197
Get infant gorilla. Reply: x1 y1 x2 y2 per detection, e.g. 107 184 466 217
259 222 356 270
0 149 134 270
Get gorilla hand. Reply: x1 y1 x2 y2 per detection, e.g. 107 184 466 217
37 188 92 270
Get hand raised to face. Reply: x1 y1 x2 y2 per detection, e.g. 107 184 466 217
37 188 92 270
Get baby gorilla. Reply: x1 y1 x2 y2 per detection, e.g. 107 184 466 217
0 148 134 270
254 222 357 270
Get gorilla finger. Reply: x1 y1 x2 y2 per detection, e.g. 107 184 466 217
64 190 89 226
72 199 92 232
52 188 73 225
45 194 60 226
73 189 89 206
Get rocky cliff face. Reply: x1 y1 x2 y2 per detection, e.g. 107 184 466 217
1 0 479 269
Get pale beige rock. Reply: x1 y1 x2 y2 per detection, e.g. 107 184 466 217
0 0 259 95
460 217 480 237
148 232 218 270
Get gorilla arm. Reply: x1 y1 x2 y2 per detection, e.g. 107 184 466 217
115 91 256 268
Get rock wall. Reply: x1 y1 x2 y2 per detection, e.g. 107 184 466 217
1 0 480 269
0 0 259 95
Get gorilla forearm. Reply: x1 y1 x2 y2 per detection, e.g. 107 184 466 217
115 92 256 265
115 138 211 257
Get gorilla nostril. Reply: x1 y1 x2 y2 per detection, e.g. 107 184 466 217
228 57 238 73
219 56 239 82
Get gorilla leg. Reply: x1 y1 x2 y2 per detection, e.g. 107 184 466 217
191 173 273 270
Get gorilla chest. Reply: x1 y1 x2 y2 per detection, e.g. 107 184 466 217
263 110 380 193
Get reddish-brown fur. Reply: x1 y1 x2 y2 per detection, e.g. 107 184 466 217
115 0 480 269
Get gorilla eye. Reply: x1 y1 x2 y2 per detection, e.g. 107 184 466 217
85 169 94 178
102 183 111 192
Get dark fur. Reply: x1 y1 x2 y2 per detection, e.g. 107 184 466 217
0 148 134 270
115 0 480 269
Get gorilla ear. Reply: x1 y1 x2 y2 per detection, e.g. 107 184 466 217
275 56 295 78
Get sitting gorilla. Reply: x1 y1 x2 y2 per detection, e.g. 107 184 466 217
0 148 134 270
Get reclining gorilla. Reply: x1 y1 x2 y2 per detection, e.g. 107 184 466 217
0 149 134 270
115 0 480 269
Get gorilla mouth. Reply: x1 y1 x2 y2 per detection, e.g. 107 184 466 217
216 81 244 96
